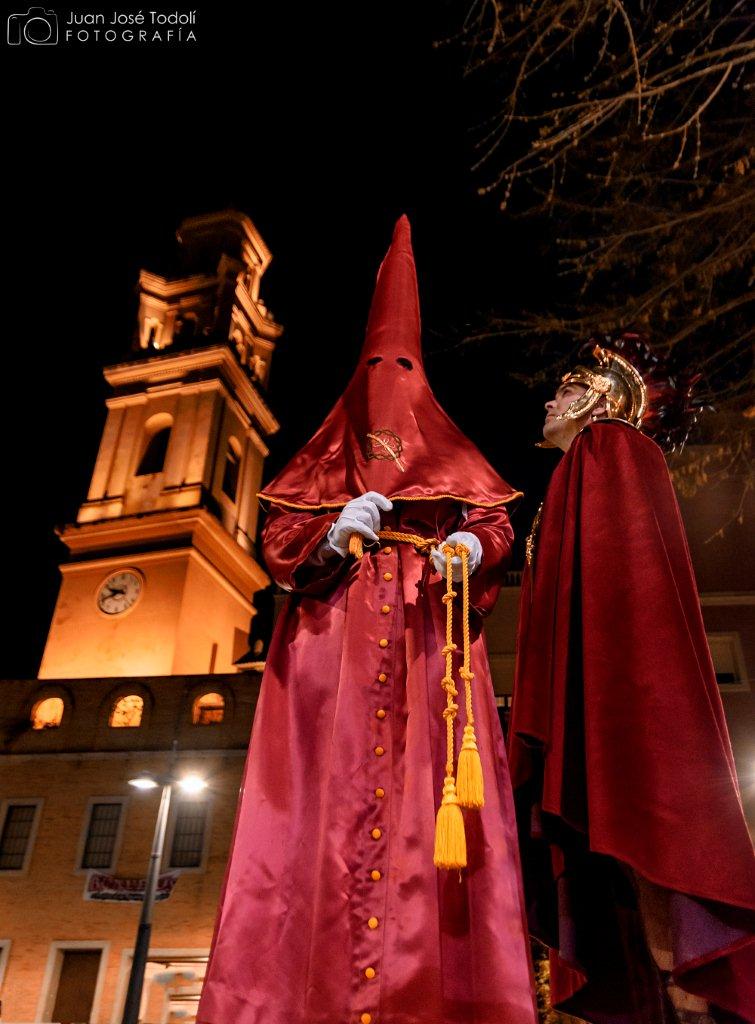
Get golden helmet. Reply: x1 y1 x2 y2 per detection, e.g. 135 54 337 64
544 330 703 453
554 343 648 426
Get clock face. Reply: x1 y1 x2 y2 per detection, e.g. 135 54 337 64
97 570 143 616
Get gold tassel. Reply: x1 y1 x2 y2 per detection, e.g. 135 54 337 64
456 723 485 808
348 533 364 559
433 774 467 869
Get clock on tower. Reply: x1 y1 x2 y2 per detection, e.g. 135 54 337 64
96 570 143 616
38 210 281 679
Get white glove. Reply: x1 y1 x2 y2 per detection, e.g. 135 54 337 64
327 492 393 557
430 531 483 582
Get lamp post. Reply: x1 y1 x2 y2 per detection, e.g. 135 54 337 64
120 771 207 1024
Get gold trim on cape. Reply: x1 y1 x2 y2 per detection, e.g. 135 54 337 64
257 490 524 511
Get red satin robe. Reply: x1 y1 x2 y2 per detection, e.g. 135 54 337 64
197 499 538 1024
509 421 755 1024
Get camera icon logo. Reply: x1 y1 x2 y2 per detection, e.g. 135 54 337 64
7 7 58 45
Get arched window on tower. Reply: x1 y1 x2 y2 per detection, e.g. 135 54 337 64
31 696 64 730
136 413 173 476
192 692 225 725
222 436 243 503
109 695 144 728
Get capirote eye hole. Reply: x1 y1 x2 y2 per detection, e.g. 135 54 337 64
396 357 413 370
367 356 383 366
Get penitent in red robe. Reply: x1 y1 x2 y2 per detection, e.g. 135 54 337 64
197 499 538 1024
197 215 538 1023
509 420 755 1024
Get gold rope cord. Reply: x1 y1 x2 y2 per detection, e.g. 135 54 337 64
430 543 465 869
348 529 484 869
348 529 435 559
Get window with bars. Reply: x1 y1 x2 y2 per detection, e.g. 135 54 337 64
81 802 123 870
168 800 208 869
0 803 39 871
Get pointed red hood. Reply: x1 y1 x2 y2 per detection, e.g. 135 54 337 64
259 215 521 509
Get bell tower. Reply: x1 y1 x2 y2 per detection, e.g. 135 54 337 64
39 210 282 679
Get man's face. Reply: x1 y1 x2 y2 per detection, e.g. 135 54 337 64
543 381 592 450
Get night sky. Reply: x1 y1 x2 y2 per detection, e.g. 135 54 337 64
4 3 562 677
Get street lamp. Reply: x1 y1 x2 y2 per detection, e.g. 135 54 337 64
120 770 208 1024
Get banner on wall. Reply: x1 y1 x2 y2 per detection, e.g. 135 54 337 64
84 871 180 902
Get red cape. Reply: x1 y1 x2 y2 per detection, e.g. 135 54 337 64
509 421 755 1023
